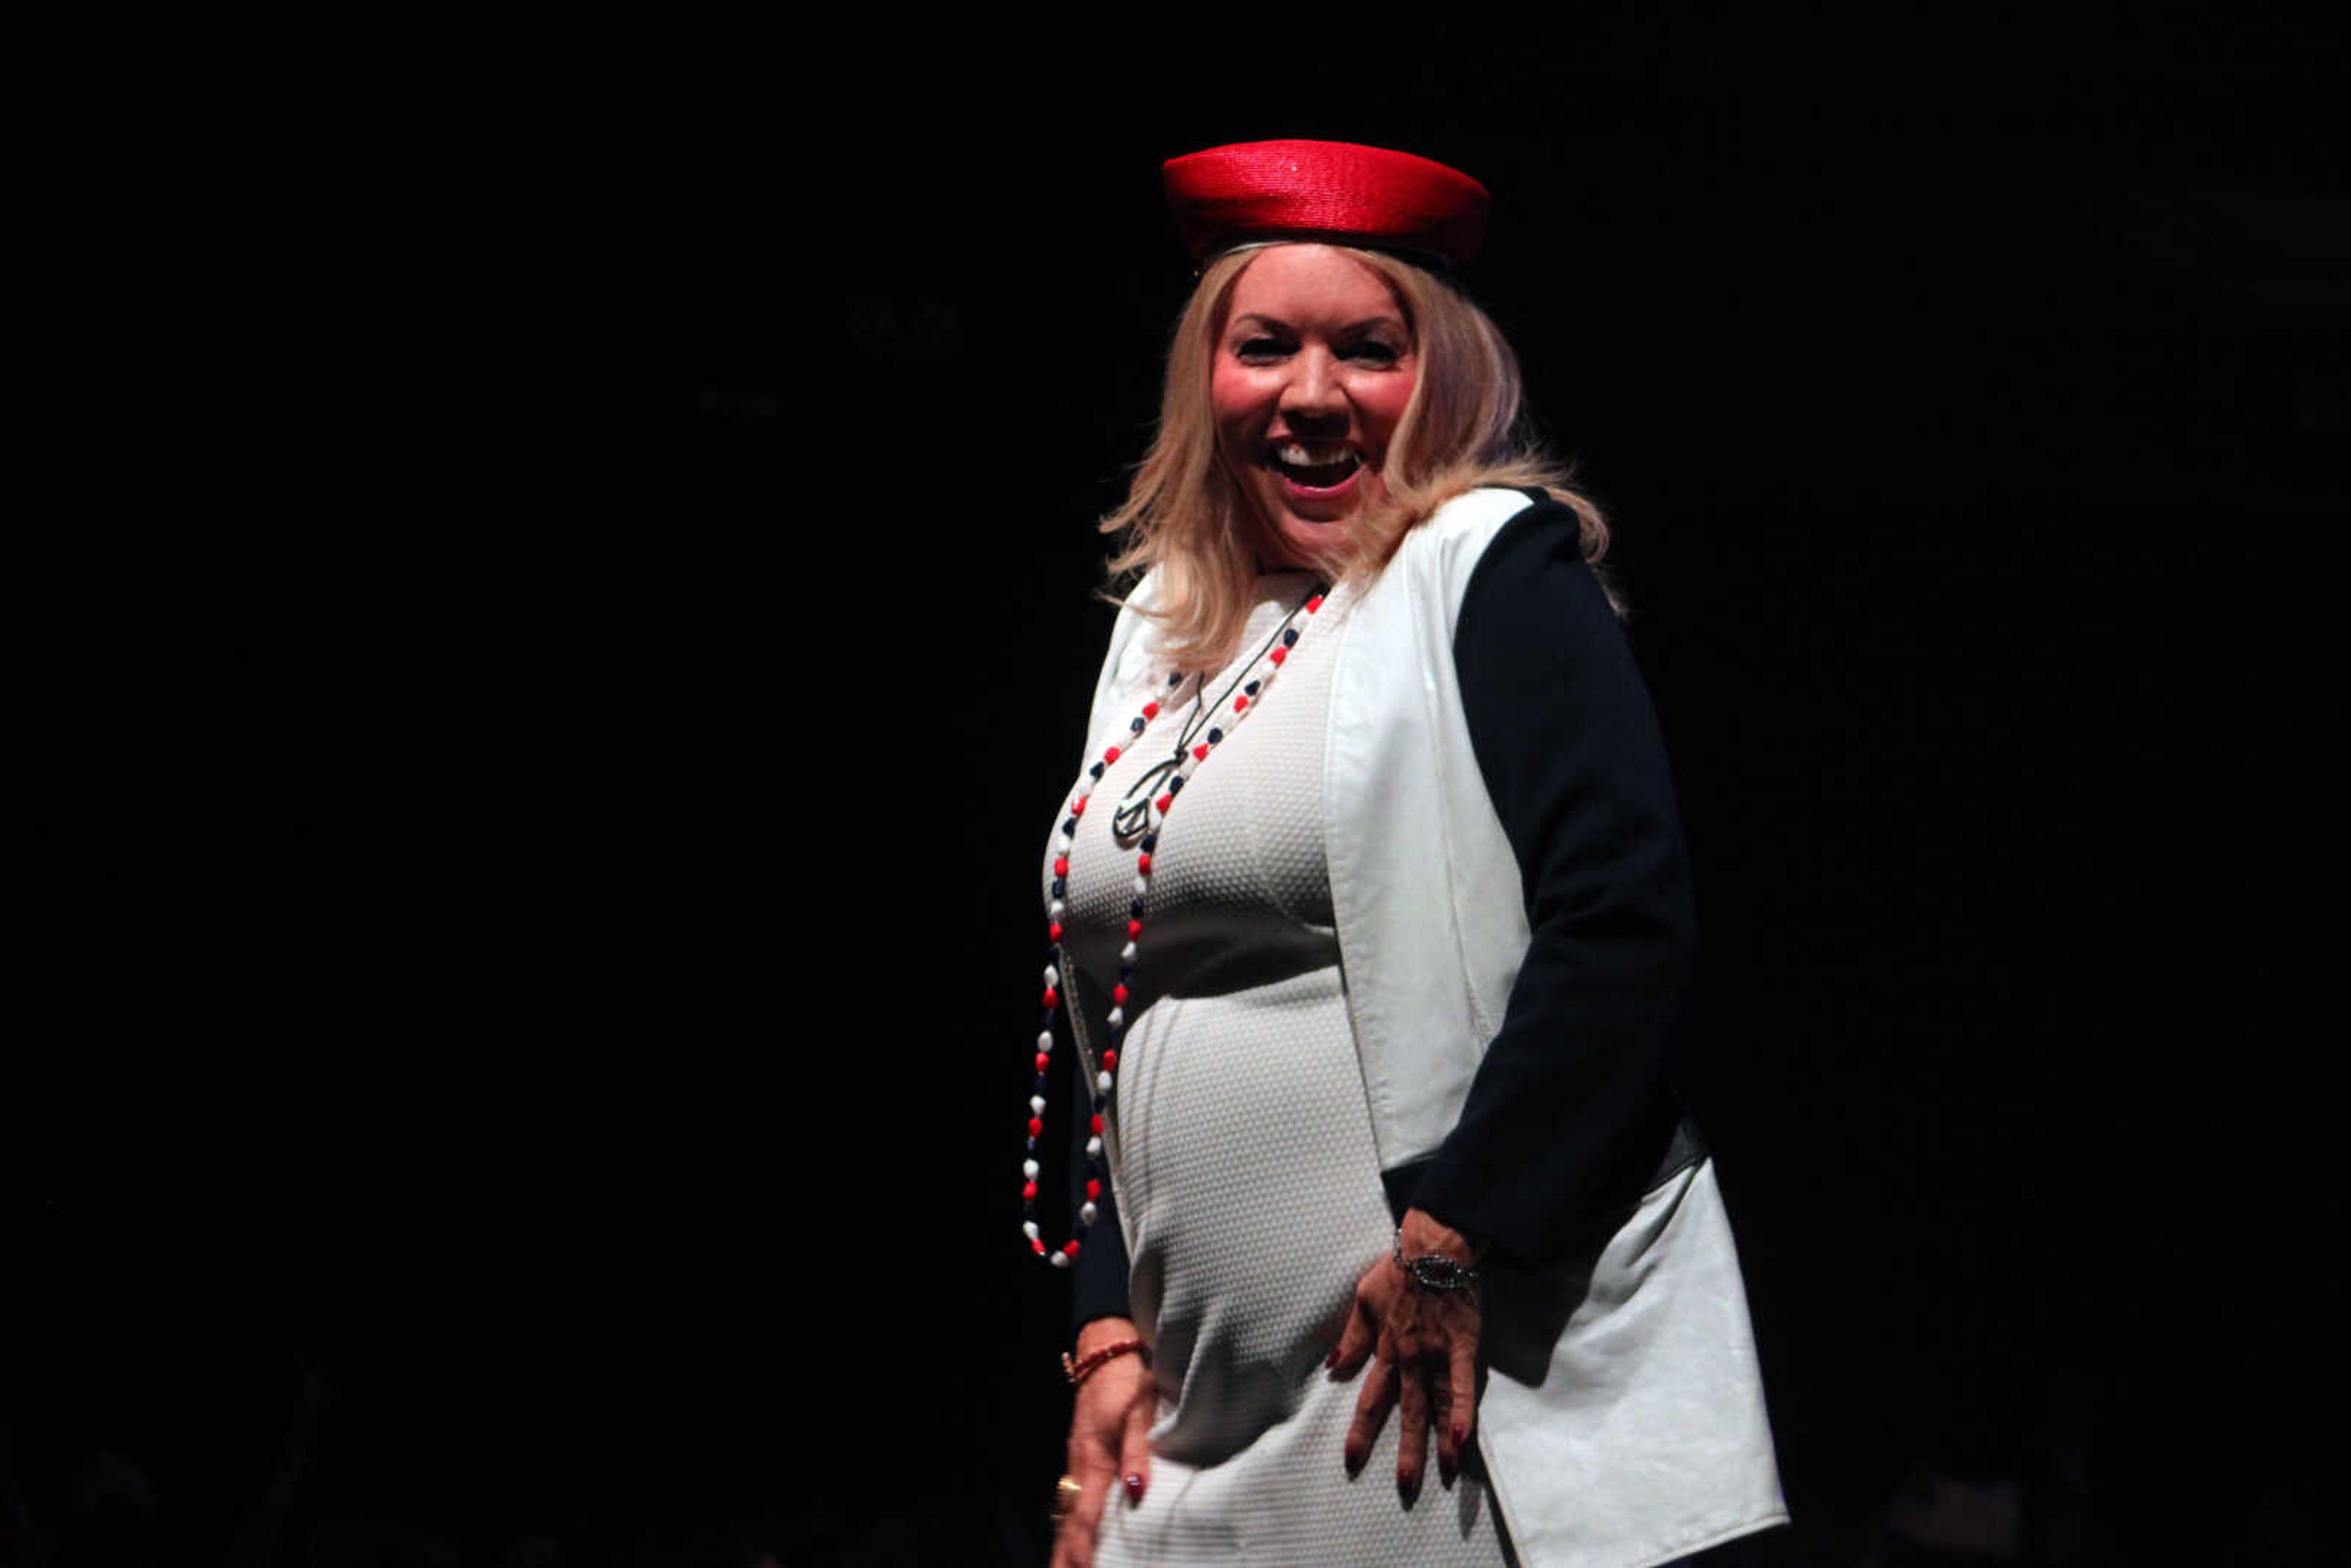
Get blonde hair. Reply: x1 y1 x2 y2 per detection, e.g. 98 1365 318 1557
1100 243 1613 673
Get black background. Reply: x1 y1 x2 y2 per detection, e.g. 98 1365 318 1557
13 9 2345 1566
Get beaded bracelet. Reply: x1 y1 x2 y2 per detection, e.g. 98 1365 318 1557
1063 1337 1149 1387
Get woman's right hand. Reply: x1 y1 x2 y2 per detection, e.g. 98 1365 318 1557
1051 1318 1155 1568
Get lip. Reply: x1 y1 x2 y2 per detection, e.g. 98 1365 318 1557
1278 462 1365 503
1265 438 1369 504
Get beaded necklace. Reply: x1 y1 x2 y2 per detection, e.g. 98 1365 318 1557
1019 582 1329 1266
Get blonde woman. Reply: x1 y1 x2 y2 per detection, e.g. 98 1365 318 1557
1026 141 1786 1568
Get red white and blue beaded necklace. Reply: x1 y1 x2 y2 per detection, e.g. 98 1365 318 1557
1019 583 1329 1266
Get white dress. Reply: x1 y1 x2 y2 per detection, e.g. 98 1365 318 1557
1048 573 1515 1567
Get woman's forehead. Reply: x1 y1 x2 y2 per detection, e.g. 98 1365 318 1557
1224 245 1408 323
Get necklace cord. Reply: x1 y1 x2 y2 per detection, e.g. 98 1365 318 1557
1111 592 1322 841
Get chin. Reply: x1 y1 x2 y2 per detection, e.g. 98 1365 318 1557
1265 515 1356 570
1232 465 1383 570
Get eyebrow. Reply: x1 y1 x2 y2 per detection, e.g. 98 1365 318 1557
1229 312 1408 335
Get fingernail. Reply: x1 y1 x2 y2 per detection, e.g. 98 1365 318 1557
1399 1472 1420 1509
1439 1452 1457 1488
1451 1421 1470 1449
1344 1448 1364 1479
1324 1348 1338 1370
1124 1474 1144 1503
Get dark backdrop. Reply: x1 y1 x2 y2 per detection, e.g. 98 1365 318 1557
13 11 2344 1567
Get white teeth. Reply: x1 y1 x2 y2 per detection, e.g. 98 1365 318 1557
1274 443 1359 468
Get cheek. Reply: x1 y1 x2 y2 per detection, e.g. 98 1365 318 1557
1209 366 1256 426
1360 373 1416 452
1210 373 1267 459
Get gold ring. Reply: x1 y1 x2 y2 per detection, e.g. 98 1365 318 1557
1053 1474 1083 1522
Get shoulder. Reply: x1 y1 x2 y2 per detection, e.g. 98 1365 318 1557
1390 486 1581 612
1403 485 1550 561
1087 569 1169 724
1117 568 1165 615
1450 495 1634 688
1094 568 1164 657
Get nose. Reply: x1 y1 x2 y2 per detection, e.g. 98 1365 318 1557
1279 348 1347 427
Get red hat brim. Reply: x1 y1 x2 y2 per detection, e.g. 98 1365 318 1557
1163 140 1490 267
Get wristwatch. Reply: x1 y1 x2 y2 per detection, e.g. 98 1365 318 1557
1392 1226 1480 1292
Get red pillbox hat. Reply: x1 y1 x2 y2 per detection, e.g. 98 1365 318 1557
1162 139 1491 268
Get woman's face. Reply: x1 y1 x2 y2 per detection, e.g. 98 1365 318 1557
1210 245 1417 571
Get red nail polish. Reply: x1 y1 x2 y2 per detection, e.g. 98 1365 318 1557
1125 1474 1144 1502
1324 1348 1339 1370
1452 1421 1470 1449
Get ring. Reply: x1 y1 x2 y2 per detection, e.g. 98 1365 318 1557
1053 1474 1083 1522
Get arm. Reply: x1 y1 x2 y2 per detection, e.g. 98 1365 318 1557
1068 1036 1133 1337
1051 1313 1153 1568
1333 495 1698 1498
1052 1035 1149 1568
1407 496 1695 1264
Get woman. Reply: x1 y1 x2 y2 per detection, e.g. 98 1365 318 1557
1023 141 1785 1568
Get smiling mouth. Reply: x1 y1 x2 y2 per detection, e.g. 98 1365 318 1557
1269 441 1364 489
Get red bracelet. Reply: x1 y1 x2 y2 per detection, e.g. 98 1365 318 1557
1063 1337 1148 1386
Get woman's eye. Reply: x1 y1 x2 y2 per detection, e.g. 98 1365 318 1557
1237 337 1288 359
1346 342 1401 365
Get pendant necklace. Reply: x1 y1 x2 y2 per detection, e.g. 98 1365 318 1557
1018 582 1329 1266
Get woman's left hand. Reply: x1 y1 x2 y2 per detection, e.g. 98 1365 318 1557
1329 1207 1483 1505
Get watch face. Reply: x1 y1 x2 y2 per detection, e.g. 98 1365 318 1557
1410 1256 1475 1291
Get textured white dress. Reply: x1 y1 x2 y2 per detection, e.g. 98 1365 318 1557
1048 573 1515 1567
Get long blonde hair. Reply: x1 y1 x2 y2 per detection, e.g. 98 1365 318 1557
1100 243 1613 673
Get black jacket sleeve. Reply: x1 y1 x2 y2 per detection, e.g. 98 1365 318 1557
1400 497 1697 1265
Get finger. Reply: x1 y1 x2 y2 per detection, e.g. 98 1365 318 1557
1397 1349 1430 1506
1050 1477 1080 1568
1117 1387 1154 1507
1431 1363 1457 1488
1056 1462 1116 1568
1329 1291 1378 1378
1447 1327 1479 1454
1344 1345 1398 1477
